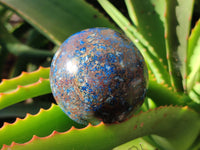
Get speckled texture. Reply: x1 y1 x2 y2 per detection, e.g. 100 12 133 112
50 28 148 125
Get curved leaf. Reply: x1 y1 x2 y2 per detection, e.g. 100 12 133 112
147 79 184 106
0 99 52 119
125 0 168 67
98 0 171 85
0 67 51 110
0 0 115 45
164 0 194 91
1 106 200 150
0 104 84 148
189 82 200 104
187 19 200 91
0 22 54 60
0 67 49 92
0 78 50 110
113 137 156 150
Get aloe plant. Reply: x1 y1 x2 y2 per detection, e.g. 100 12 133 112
0 0 199 150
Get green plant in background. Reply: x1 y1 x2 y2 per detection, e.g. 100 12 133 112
0 0 199 149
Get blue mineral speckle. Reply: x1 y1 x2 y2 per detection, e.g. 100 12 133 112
79 40 85 45
80 47 86 53
50 28 148 125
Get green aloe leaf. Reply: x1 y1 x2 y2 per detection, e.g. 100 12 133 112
125 0 168 68
98 0 171 85
147 79 184 106
189 82 200 104
187 19 200 91
0 78 50 110
164 0 194 91
0 67 50 110
0 22 54 59
1 106 200 150
0 0 115 45
0 67 49 92
0 104 85 149
113 137 156 150
0 99 52 119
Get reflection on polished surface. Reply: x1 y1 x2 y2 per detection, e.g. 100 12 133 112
50 28 148 125
66 60 78 74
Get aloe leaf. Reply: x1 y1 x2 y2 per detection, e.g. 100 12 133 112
0 99 51 118
113 137 156 150
0 67 49 92
147 70 192 107
164 0 194 91
1 106 200 150
175 0 195 87
188 68 200 92
189 82 200 104
0 67 51 110
187 19 200 91
190 135 200 150
0 78 51 110
0 104 84 148
147 79 184 106
125 0 168 67
98 0 171 85
0 22 54 60
0 0 115 45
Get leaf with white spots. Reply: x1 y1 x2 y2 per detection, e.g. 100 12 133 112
125 0 168 68
98 0 171 85
164 0 195 91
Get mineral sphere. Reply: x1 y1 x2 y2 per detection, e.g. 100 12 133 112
50 28 148 125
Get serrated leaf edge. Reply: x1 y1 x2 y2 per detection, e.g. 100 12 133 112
0 77 48 95
0 77 50 110
0 66 49 87
0 103 55 131
1 122 104 149
1 105 192 149
98 0 171 86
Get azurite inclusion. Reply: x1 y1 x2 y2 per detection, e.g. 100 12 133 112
50 28 148 125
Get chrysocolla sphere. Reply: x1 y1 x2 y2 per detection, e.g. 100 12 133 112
50 28 148 125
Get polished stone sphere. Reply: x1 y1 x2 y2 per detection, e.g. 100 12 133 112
50 28 148 125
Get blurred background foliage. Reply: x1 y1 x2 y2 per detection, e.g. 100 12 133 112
0 0 138 128
0 0 199 149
